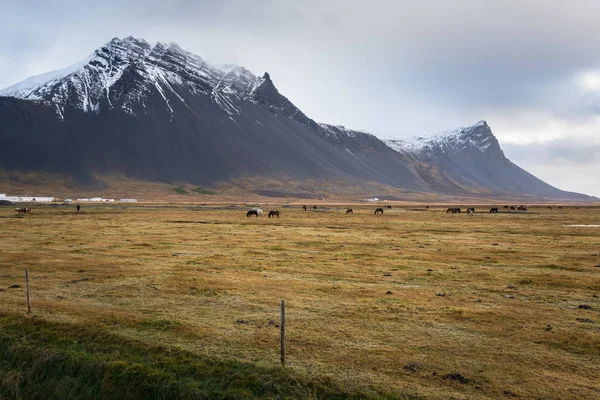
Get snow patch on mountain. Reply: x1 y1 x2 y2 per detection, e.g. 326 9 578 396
384 120 497 160
0 56 92 99
319 123 375 139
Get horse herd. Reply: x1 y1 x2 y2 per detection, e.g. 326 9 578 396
244 204 577 218
247 205 398 218
11 203 580 219
446 205 530 215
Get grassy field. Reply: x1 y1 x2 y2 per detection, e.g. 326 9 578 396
0 204 599 399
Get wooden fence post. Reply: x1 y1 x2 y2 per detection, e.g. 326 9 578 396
25 268 31 314
280 299 286 367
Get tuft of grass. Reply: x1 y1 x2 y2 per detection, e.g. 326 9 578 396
172 186 187 195
191 187 216 195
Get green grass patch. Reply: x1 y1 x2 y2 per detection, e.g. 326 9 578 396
172 186 187 195
191 187 216 195
0 313 409 399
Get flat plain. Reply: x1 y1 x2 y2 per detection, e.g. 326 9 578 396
1 204 599 399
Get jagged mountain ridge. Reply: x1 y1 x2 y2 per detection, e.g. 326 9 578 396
0 37 265 118
0 37 593 200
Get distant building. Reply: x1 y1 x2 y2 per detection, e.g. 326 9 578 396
0 194 55 202
365 197 379 202
120 199 137 203
77 197 115 202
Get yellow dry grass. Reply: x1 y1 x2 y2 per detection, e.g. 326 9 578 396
0 204 599 399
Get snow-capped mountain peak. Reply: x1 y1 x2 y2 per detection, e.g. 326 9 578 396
0 36 264 118
384 120 503 161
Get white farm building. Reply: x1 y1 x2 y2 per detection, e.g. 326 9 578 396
0 194 55 203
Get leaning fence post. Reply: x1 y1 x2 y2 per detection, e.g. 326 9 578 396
25 268 31 314
280 299 286 367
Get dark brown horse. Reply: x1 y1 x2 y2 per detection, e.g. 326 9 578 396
510 206 516 211
346 208 353 214
246 210 259 217
425 205 430 209
547 206 552 210
517 205 527 211
76 204 81 212
374 208 384 215
313 205 317 210
268 210 280 218
489 208 499 213
503 206 509 210
302 205 307 211
386 205 392 209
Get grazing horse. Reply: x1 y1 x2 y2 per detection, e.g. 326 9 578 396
425 205 430 209
547 206 552 210
510 206 516 211
517 205 527 211
302 205 307 211
467 208 474 216
15 208 29 214
558 206 562 209
250 207 263 215
268 210 280 218
489 207 499 213
346 208 353 214
246 210 259 217
374 207 384 215
386 205 392 209
313 205 317 210
575 206 579 210
76 204 81 212
446 207 461 214
503 206 509 210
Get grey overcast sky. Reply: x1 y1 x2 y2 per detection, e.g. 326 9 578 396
1 0 599 197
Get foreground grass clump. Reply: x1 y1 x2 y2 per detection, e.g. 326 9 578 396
0 314 398 400
191 187 216 195
0 204 599 399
